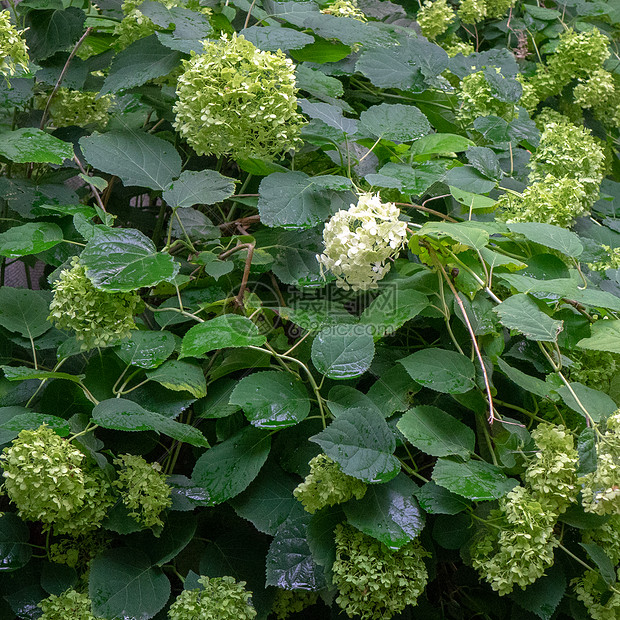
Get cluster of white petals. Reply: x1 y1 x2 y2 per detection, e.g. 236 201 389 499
317 193 407 291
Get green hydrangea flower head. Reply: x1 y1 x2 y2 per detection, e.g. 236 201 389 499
582 515 620 565
0 10 29 78
49 531 108 570
496 174 587 228
113 454 172 528
573 68 620 128
173 34 305 160
39 589 101 620
293 454 367 513
458 0 486 24
570 349 620 392
573 569 620 620
271 588 319 619
317 192 408 291
332 524 429 619
48 257 142 350
0 425 113 535
417 0 455 40
470 485 558 595
46 88 114 128
528 118 605 210
525 423 578 513
581 410 620 515
485 0 516 19
168 575 256 620
457 71 516 125
321 0 366 20
442 35 475 57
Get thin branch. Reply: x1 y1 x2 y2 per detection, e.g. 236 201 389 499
396 202 458 222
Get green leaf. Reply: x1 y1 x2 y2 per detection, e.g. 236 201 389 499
0 513 31 573
0 288 51 339
494 294 563 342
1 365 84 385
0 128 74 164
230 461 304 536
360 287 429 335
266 515 325 590
0 412 70 443
360 103 431 142
343 474 424 549
432 458 516 501
79 130 182 191
192 425 271 505
163 170 236 208
580 543 616 585
25 6 85 60
397 405 475 459
556 382 617 423
577 428 597 476
194 378 240 419
298 99 358 134
410 133 475 156
414 481 471 515
241 25 314 51
115 331 176 369
507 222 583 257
92 398 209 447
510 563 566 620
295 64 343 99
89 548 170 619
41 562 77 596
474 115 510 142
444 165 496 194
170 207 219 242
496 358 553 399
258 171 353 229
229 371 310 429
146 360 206 398
367 364 420 417
399 348 475 394
310 406 399 483
369 161 446 195
416 221 490 251
80 228 180 292
311 326 375 380
0 223 63 258
450 186 497 211
101 35 183 94
180 315 266 358
577 320 620 354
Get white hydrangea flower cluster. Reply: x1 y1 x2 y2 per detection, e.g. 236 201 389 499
317 193 408 291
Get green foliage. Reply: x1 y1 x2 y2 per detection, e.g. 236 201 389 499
417 0 455 40
45 88 114 129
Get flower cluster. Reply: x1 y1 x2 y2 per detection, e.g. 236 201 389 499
0 426 113 535
470 486 558 595
173 34 305 161
48 257 141 350
528 118 606 210
442 36 475 57
582 515 620 565
168 575 256 620
321 0 366 21
317 193 407 291
113 454 172 528
271 589 319 619
332 524 429 620
497 174 587 227
39 589 100 620
46 88 113 128
293 454 367 513
573 68 620 129
581 411 620 516
570 350 620 393
0 10 29 78
525 423 578 513
573 569 620 620
457 0 514 23
49 531 108 570
457 71 516 125
417 0 455 40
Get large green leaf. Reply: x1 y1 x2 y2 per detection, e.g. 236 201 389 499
410 133 475 156
1 366 84 386
229 371 310 429
115 331 176 369
101 35 183 94
163 170 236 208
298 99 358 135
0 223 63 258
92 398 209 447
0 128 74 164
146 360 206 398
496 358 553 399
25 6 85 60
397 406 475 459
556 382 617 423
343 474 424 549
79 130 182 190
360 287 428 334
507 222 583 257
494 294 563 342
257 171 353 229
0 513 31 573
416 221 490 251
191 425 271 505
510 563 566 620
180 315 266 358
0 288 51 339
414 481 471 515
311 326 375 380
432 458 516 501
241 25 314 51
89 548 170 619
310 406 399 483
80 228 180 292
360 103 431 142
399 348 475 394
577 320 620 354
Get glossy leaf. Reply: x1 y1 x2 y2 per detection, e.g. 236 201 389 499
0 288 51 339
0 223 63 258
360 103 431 142
163 169 236 208
146 360 207 398
0 128 73 164
399 348 475 394
507 222 583 257
494 294 563 342
115 330 176 369
0 513 31 573
311 326 375 380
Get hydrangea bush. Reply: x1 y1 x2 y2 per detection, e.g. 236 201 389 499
1 0 620 618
